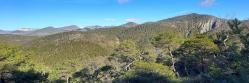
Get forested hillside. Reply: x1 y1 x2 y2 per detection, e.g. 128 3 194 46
1 14 249 83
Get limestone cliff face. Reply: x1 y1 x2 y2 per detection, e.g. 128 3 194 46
198 18 229 33
159 13 228 36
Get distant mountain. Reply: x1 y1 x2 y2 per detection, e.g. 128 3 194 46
11 30 28 35
159 13 227 34
83 25 117 31
77 13 230 41
11 28 34 35
17 28 34 32
0 30 10 34
0 30 4 34
60 25 80 31
24 26 65 36
10 25 81 36
1 13 230 37
120 22 139 28
161 13 215 22
84 25 103 29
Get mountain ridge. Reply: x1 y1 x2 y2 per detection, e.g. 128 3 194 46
0 13 244 36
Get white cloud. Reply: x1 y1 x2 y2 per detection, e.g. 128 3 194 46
200 0 216 7
117 0 130 4
125 18 138 22
104 18 116 22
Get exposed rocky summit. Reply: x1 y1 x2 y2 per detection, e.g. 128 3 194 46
159 13 228 34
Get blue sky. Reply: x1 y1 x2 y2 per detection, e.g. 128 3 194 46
0 0 249 30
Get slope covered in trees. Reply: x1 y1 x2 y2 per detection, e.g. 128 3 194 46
0 13 249 82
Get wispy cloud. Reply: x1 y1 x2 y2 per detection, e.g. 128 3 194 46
104 18 116 22
125 18 138 22
117 0 130 4
200 0 216 7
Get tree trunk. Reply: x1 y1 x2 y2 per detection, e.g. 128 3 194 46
168 48 175 71
223 34 229 48
124 61 134 71
168 48 179 76
185 65 189 77
66 76 69 83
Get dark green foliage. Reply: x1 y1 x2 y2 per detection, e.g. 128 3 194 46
109 40 139 66
99 65 113 72
0 70 48 83
114 70 170 83
0 42 48 83
152 30 184 49
213 31 229 50
174 35 219 76
179 18 249 83
22 31 119 71
114 61 178 83
228 18 243 34
114 40 139 60
72 65 119 83
28 40 110 67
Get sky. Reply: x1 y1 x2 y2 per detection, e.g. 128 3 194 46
0 0 249 30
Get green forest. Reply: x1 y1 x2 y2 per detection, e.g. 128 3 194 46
1 14 249 83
